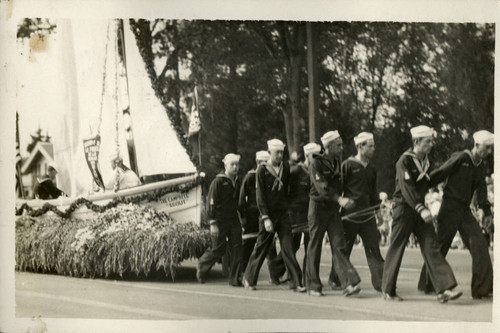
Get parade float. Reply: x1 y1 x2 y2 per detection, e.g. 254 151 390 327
15 20 210 280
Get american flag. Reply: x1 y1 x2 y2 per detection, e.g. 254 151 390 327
16 112 25 198
188 87 201 136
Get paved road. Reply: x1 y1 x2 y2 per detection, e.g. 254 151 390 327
16 246 492 321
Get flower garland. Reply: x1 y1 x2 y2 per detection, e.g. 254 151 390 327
16 177 203 218
128 19 200 171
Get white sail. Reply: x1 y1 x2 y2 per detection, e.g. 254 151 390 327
19 20 196 197
123 21 197 177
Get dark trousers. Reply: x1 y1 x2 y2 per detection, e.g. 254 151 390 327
268 209 309 285
244 210 303 288
418 200 493 298
306 200 361 292
268 232 310 285
241 210 280 281
241 210 260 273
332 217 385 291
382 203 457 295
198 220 242 286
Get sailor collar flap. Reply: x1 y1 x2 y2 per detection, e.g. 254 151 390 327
463 149 482 167
216 173 238 188
347 156 369 168
264 162 284 191
403 150 430 182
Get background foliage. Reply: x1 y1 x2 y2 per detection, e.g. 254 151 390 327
18 20 494 195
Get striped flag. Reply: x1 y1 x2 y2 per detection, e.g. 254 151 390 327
16 112 25 198
188 87 201 136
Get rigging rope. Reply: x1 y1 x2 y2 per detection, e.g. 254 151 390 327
97 22 111 136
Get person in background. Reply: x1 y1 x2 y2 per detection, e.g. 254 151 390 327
197 154 243 286
104 154 141 191
33 163 65 199
417 130 494 299
381 125 462 303
377 192 392 246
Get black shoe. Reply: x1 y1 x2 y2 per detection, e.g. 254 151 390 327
328 280 343 291
231 280 243 287
437 289 462 303
472 293 493 300
292 286 307 293
343 284 361 297
418 288 435 295
382 292 403 301
196 269 205 284
242 277 256 290
308 290 324 297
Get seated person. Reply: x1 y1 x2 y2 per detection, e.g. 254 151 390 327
104 154 142 191
33 164 65 199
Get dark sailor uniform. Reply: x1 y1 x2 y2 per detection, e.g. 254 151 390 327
305 153 361 293
268 163 311 284
335 157 384 291
243 162 304 288
418 150 493 298
238 169 279 279
381 149 457 295
197 173 243 286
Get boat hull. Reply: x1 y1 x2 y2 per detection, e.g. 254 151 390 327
16 175 203 226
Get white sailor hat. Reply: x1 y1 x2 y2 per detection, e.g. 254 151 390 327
473 130 494 145
48 163 58 172
267 139 286 151
320 130 341 146
303 143 321 155
410 125 435 139
223 153 241 164
109 152 122 161
255 150 270 161
354 132 374 145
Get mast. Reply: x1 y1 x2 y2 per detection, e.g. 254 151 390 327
306 22 319 142
116 19 139 175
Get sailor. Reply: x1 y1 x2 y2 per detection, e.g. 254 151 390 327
238 150 280 280
33 163 65 199
417 130 494 299
381 125 462 303
305 130 361 297
242 139 306 292
197 153 243 286
333 132 385 292
105 153 142 191
269 143 320 285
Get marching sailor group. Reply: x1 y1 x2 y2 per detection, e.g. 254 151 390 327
196 125 494 303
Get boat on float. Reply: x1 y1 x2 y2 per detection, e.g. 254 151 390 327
16 19 203 226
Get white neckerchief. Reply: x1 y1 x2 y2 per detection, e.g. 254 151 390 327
403 151 430 181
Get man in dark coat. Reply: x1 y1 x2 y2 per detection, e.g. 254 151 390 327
305 131 361 297
332 132 385 292
242 139 306 292
418 130 494 299
381 125 462 303
238 150 280 282
197 153 243 286
268 143 320 285
33 164 65 199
